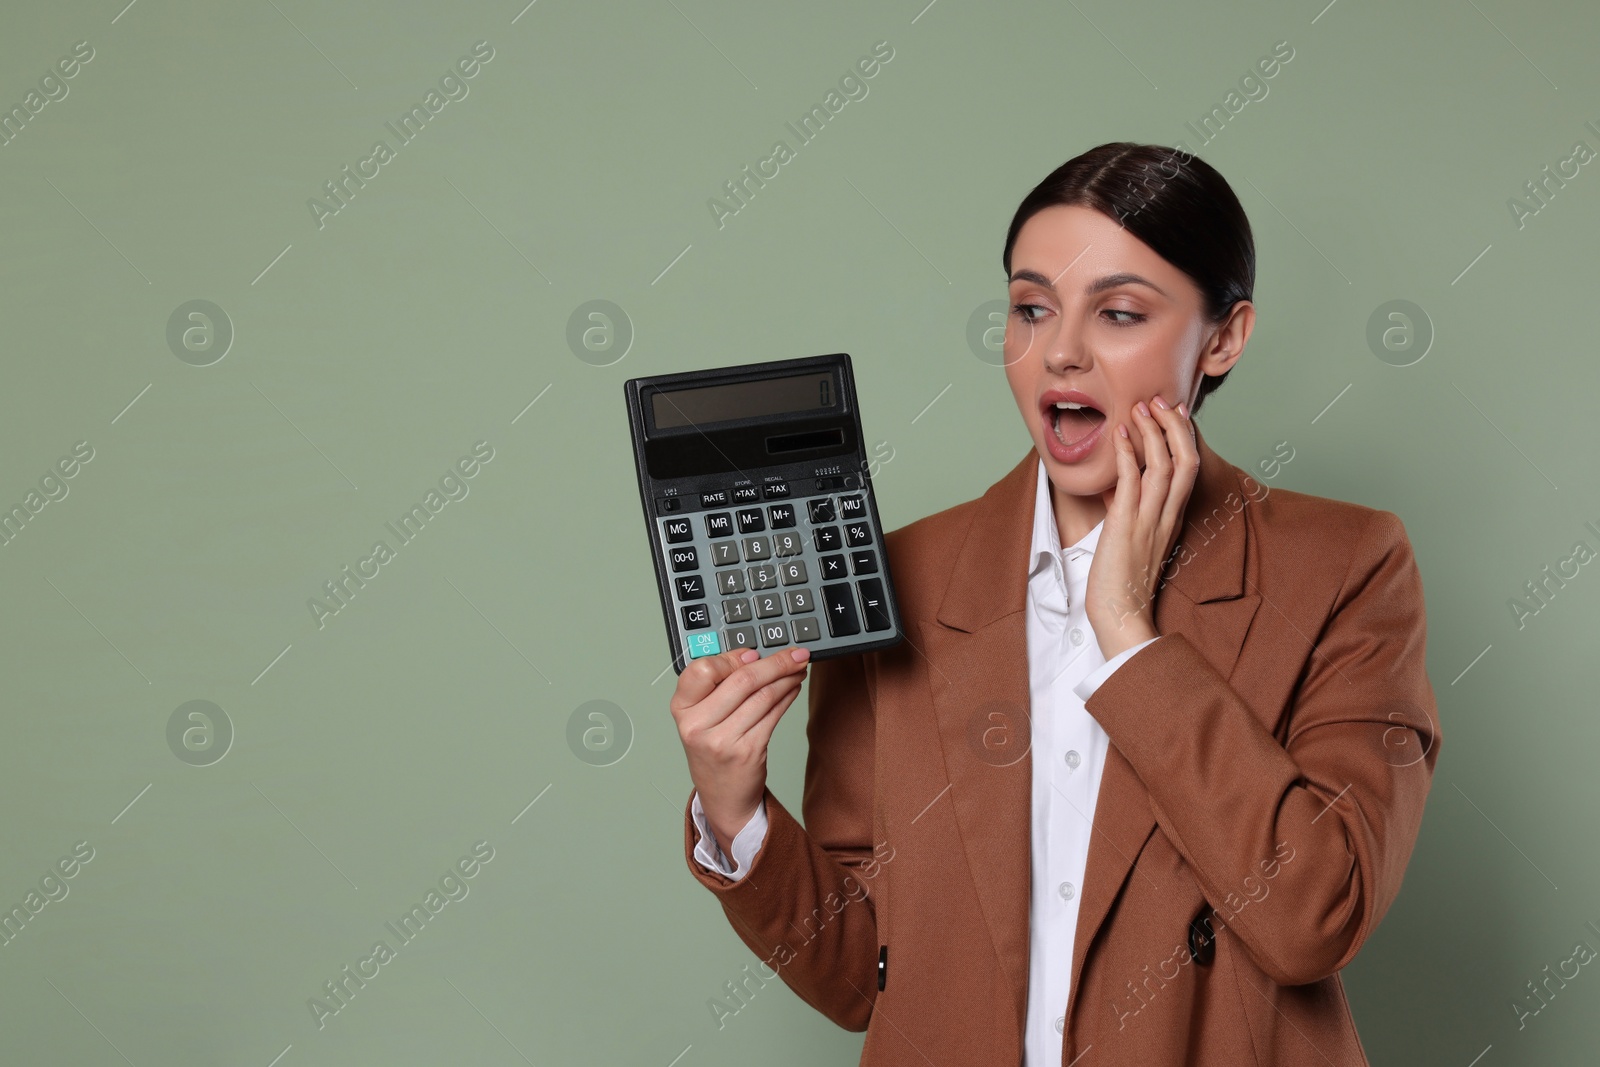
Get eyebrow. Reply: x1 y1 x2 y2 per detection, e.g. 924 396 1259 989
1009 269 1170 300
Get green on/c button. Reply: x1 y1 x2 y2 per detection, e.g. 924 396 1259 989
687 632 721 659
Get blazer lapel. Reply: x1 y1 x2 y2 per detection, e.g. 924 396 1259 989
924 424 1261 1035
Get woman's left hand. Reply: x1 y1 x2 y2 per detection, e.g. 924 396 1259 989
1083 395 1200 660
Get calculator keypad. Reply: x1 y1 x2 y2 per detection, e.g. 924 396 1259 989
661 489 893 662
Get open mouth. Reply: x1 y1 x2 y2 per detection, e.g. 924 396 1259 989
1050 404 1106 446
1041 391 1108 448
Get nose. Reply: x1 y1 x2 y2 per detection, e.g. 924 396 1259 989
1043 324 1090 375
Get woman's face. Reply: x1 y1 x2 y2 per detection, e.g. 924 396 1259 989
1002 203 1247 497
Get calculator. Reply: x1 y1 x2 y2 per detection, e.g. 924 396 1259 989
624 353 904 674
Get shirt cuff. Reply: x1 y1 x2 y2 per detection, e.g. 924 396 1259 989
690 790 769 882
1073 636 1161 703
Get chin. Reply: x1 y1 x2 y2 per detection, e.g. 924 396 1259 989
1038 453 1112 496
1060 477 1114 499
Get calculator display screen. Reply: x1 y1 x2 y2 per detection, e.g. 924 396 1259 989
650 371 837 430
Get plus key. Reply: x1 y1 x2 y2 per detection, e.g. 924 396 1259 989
819 582 861 637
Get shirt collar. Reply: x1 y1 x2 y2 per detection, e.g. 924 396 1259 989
1029 456 1103 583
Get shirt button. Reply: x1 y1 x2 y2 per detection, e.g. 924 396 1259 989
1058 880 1075 901
1069 627 1084 645
1064 749 1080 770
1054 1015 1065 1034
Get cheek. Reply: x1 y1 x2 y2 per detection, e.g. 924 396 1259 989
1004 316 1049 365
1107 409 1131 453
1098 398 1144 459
1003 361 1034 410
1107 360 1185 420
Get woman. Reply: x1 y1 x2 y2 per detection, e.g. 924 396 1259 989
670 142 1441 1066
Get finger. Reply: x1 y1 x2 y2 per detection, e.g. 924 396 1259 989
672 647 759 711
1147 394 1190 449
742 673 807 752
1131 401 1172 528
1110 421 1139 523
1152 399 1200 535
717 668 808 744
696 646 811 729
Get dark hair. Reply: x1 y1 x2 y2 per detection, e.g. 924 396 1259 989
1002 142 1255 416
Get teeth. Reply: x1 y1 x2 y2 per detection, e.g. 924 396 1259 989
1053 401 1094 411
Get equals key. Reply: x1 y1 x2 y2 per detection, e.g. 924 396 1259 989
856 578 891 632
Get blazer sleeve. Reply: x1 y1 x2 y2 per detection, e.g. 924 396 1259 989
1082 508 1442 986
681 645 882 1030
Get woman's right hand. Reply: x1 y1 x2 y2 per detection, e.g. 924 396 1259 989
671 644 812 860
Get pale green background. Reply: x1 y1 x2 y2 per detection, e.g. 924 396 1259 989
1 0 1596 1063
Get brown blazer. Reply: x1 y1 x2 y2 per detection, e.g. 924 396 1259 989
683 424 1441 1066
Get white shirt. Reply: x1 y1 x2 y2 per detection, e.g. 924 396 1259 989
689 457 1159 1063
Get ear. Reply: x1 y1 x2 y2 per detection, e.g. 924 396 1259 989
1197 300 1254 378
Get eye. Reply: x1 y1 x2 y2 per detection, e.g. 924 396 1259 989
1011 302 1047 323
1102 308 1145 324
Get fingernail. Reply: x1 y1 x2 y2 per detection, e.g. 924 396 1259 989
1177 402 1189 419
791 648 810 663
741 649 759 663
1152 395 1169 410
1136 401 1151 418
